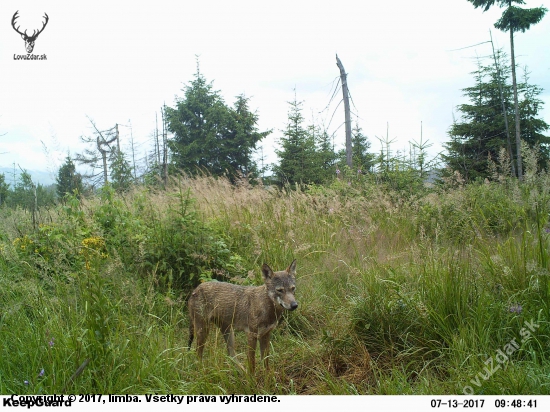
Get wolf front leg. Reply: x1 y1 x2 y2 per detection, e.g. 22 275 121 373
259 331 271 371
222 325 236 357
195 325 209 361
246 333 258 373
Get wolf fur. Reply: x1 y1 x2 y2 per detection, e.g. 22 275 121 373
188 260 298 372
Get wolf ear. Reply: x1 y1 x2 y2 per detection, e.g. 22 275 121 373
286 259 297 276
262 263 274 280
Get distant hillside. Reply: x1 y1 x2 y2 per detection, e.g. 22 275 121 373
0 167 56 187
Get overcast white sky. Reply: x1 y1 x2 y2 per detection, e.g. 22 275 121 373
1 0 549 184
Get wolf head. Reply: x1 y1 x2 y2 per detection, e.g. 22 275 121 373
262 260 298 311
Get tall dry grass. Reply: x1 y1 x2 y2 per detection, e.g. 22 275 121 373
1 170 549 394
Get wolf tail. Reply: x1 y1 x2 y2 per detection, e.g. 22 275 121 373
188 319 194 350
188 295 195 350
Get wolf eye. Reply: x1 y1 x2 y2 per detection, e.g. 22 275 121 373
291 286 296 292
276 287 284 293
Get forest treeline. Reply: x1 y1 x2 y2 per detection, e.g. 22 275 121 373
2 49 549 211
1 12 549 208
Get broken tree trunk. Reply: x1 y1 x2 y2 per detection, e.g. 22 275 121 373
162 104 168 185
336 54 352 168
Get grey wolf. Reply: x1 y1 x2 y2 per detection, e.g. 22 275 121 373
188 260 298 372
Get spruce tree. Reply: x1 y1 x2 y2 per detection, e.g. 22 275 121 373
110 150 134 192
56 155 83 199
224 95 271 180
518 67 550 168
166 65 269 180
0 173 9 206
466 0 547 179
313 126 337 183
336 123 375 177
166 67 227 174
342 124 375 172
273 96 317 186
10 171 34 210
443 54 549 181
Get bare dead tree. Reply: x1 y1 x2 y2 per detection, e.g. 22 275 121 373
128 120 138 180
336 54 352 168
155 112 161 165
75 117 118 187
161 104 168 185
115 123 120 152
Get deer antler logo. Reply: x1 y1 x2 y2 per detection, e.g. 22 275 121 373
12 11 49 54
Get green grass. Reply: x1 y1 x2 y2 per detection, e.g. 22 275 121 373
1 173 549 394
